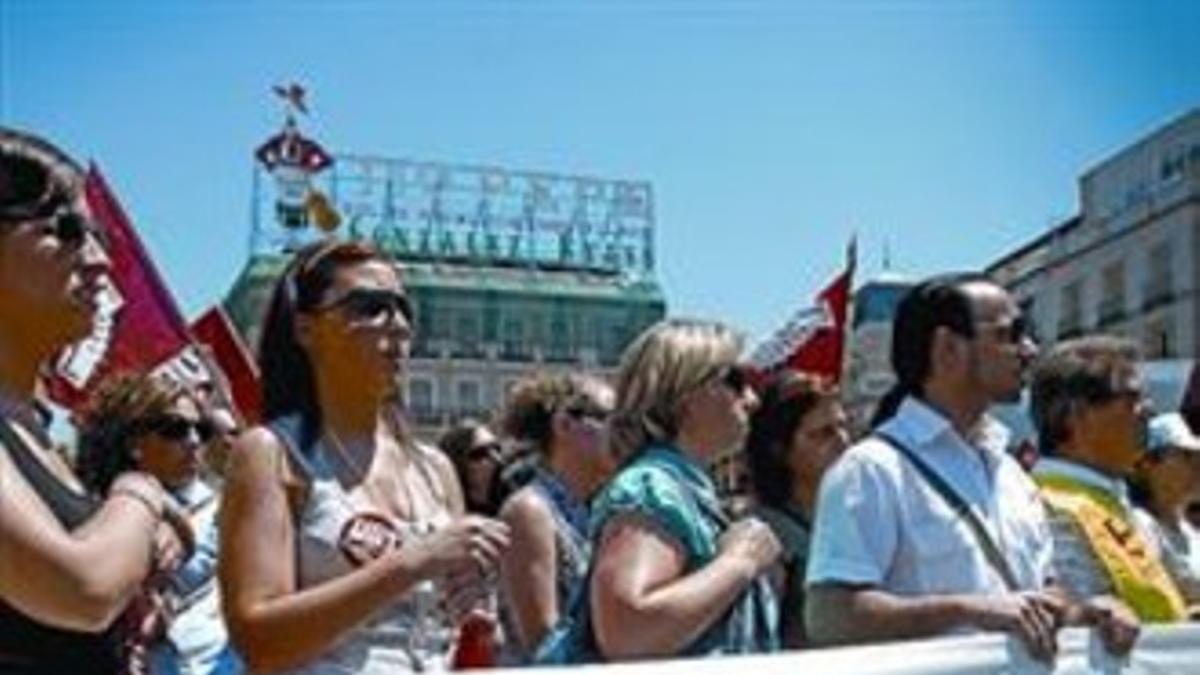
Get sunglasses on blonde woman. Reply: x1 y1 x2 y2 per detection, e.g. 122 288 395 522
715 364 754 395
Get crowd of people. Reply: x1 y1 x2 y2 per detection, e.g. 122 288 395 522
2 127 1199 674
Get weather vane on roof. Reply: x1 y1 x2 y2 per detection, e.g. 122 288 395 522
255 81 339 244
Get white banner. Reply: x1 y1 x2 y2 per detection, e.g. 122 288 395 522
503 624 1199 675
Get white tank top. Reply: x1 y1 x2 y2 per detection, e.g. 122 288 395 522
280 435 454 675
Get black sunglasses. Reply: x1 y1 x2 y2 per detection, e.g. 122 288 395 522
564 403 611 423
716 364 753 394
974 316 1031 344
322 287 413 326
466 441 502 463
1 188 99 250
141 414 216 445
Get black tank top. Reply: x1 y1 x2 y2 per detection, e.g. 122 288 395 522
0 417 125 674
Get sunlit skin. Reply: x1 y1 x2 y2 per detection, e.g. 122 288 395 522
1066 369 1147 477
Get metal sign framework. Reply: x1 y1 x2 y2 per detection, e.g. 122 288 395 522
251 153 657 280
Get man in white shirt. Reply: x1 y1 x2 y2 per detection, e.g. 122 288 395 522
805 273 1120 660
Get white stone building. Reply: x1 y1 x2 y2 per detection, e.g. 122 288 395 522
988 109 1200 358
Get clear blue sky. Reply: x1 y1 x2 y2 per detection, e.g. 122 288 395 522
3 1 1198 343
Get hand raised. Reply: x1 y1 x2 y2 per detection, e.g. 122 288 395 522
409 515 511 581
717 517 782 578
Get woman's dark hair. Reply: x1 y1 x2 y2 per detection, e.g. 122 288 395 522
76 372 190 495
745 371 834 509
438 418 500 514
258 239 399 447
870 272 992 428
0 127 84 233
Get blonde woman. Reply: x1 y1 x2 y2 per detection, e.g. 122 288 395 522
543 319 781 662
495 373 616 661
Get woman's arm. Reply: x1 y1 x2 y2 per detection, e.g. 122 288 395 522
590 514 777 660
0 450 161 632
498 489 559 652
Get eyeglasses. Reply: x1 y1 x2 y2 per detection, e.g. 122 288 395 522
141 414 216 445
715 364 753 395
319 287 413 327
466 441 502 463
973 316 1032 344
1 189 100 250
564 403 611 424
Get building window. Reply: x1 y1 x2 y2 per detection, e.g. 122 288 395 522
1057 281 1083 340
1017 297 1039 343
1098 262 1126 328
501 317 529 360
547 316 571 362
1143 241 1174 311
409 379 437 424
1144 317 1175 359
456 379 482 417
454 312 482 358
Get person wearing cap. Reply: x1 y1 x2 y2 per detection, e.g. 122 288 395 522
1131 412 1200 614
1030 336 1184 634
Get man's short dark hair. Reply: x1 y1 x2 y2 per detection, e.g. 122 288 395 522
1029 335 1140 455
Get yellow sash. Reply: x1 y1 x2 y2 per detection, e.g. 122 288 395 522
1036 473 1186 623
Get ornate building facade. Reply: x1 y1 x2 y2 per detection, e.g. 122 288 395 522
225 145 665 439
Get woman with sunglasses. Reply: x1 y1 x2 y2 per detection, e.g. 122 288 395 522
744 371 850 648
541 319 781 662
493 373 616 662
0 128 190 673
77 373 243 675
219 239 510 674
439 420 506 516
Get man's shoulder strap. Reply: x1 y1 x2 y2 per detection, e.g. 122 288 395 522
874 430 1020 592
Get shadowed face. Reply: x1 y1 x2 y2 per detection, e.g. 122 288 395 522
0 191 110 350
960 282 1038 405
135 395 210 489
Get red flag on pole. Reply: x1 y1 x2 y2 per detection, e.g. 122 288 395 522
189 306 262 424
44 165 193 409
749 239 856 383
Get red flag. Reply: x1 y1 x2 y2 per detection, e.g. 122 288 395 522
44 165 192 409
189 306 261 424
750 239 856 383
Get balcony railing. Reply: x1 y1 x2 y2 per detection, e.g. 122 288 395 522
1096 300 1126 328
1056 318 1084 341
1142 286 1176 312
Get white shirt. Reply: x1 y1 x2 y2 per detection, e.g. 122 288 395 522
806 397 1053 599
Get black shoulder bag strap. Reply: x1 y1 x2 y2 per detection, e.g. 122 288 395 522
874 431 1020 592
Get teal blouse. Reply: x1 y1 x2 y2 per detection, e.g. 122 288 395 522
589 445 779 656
